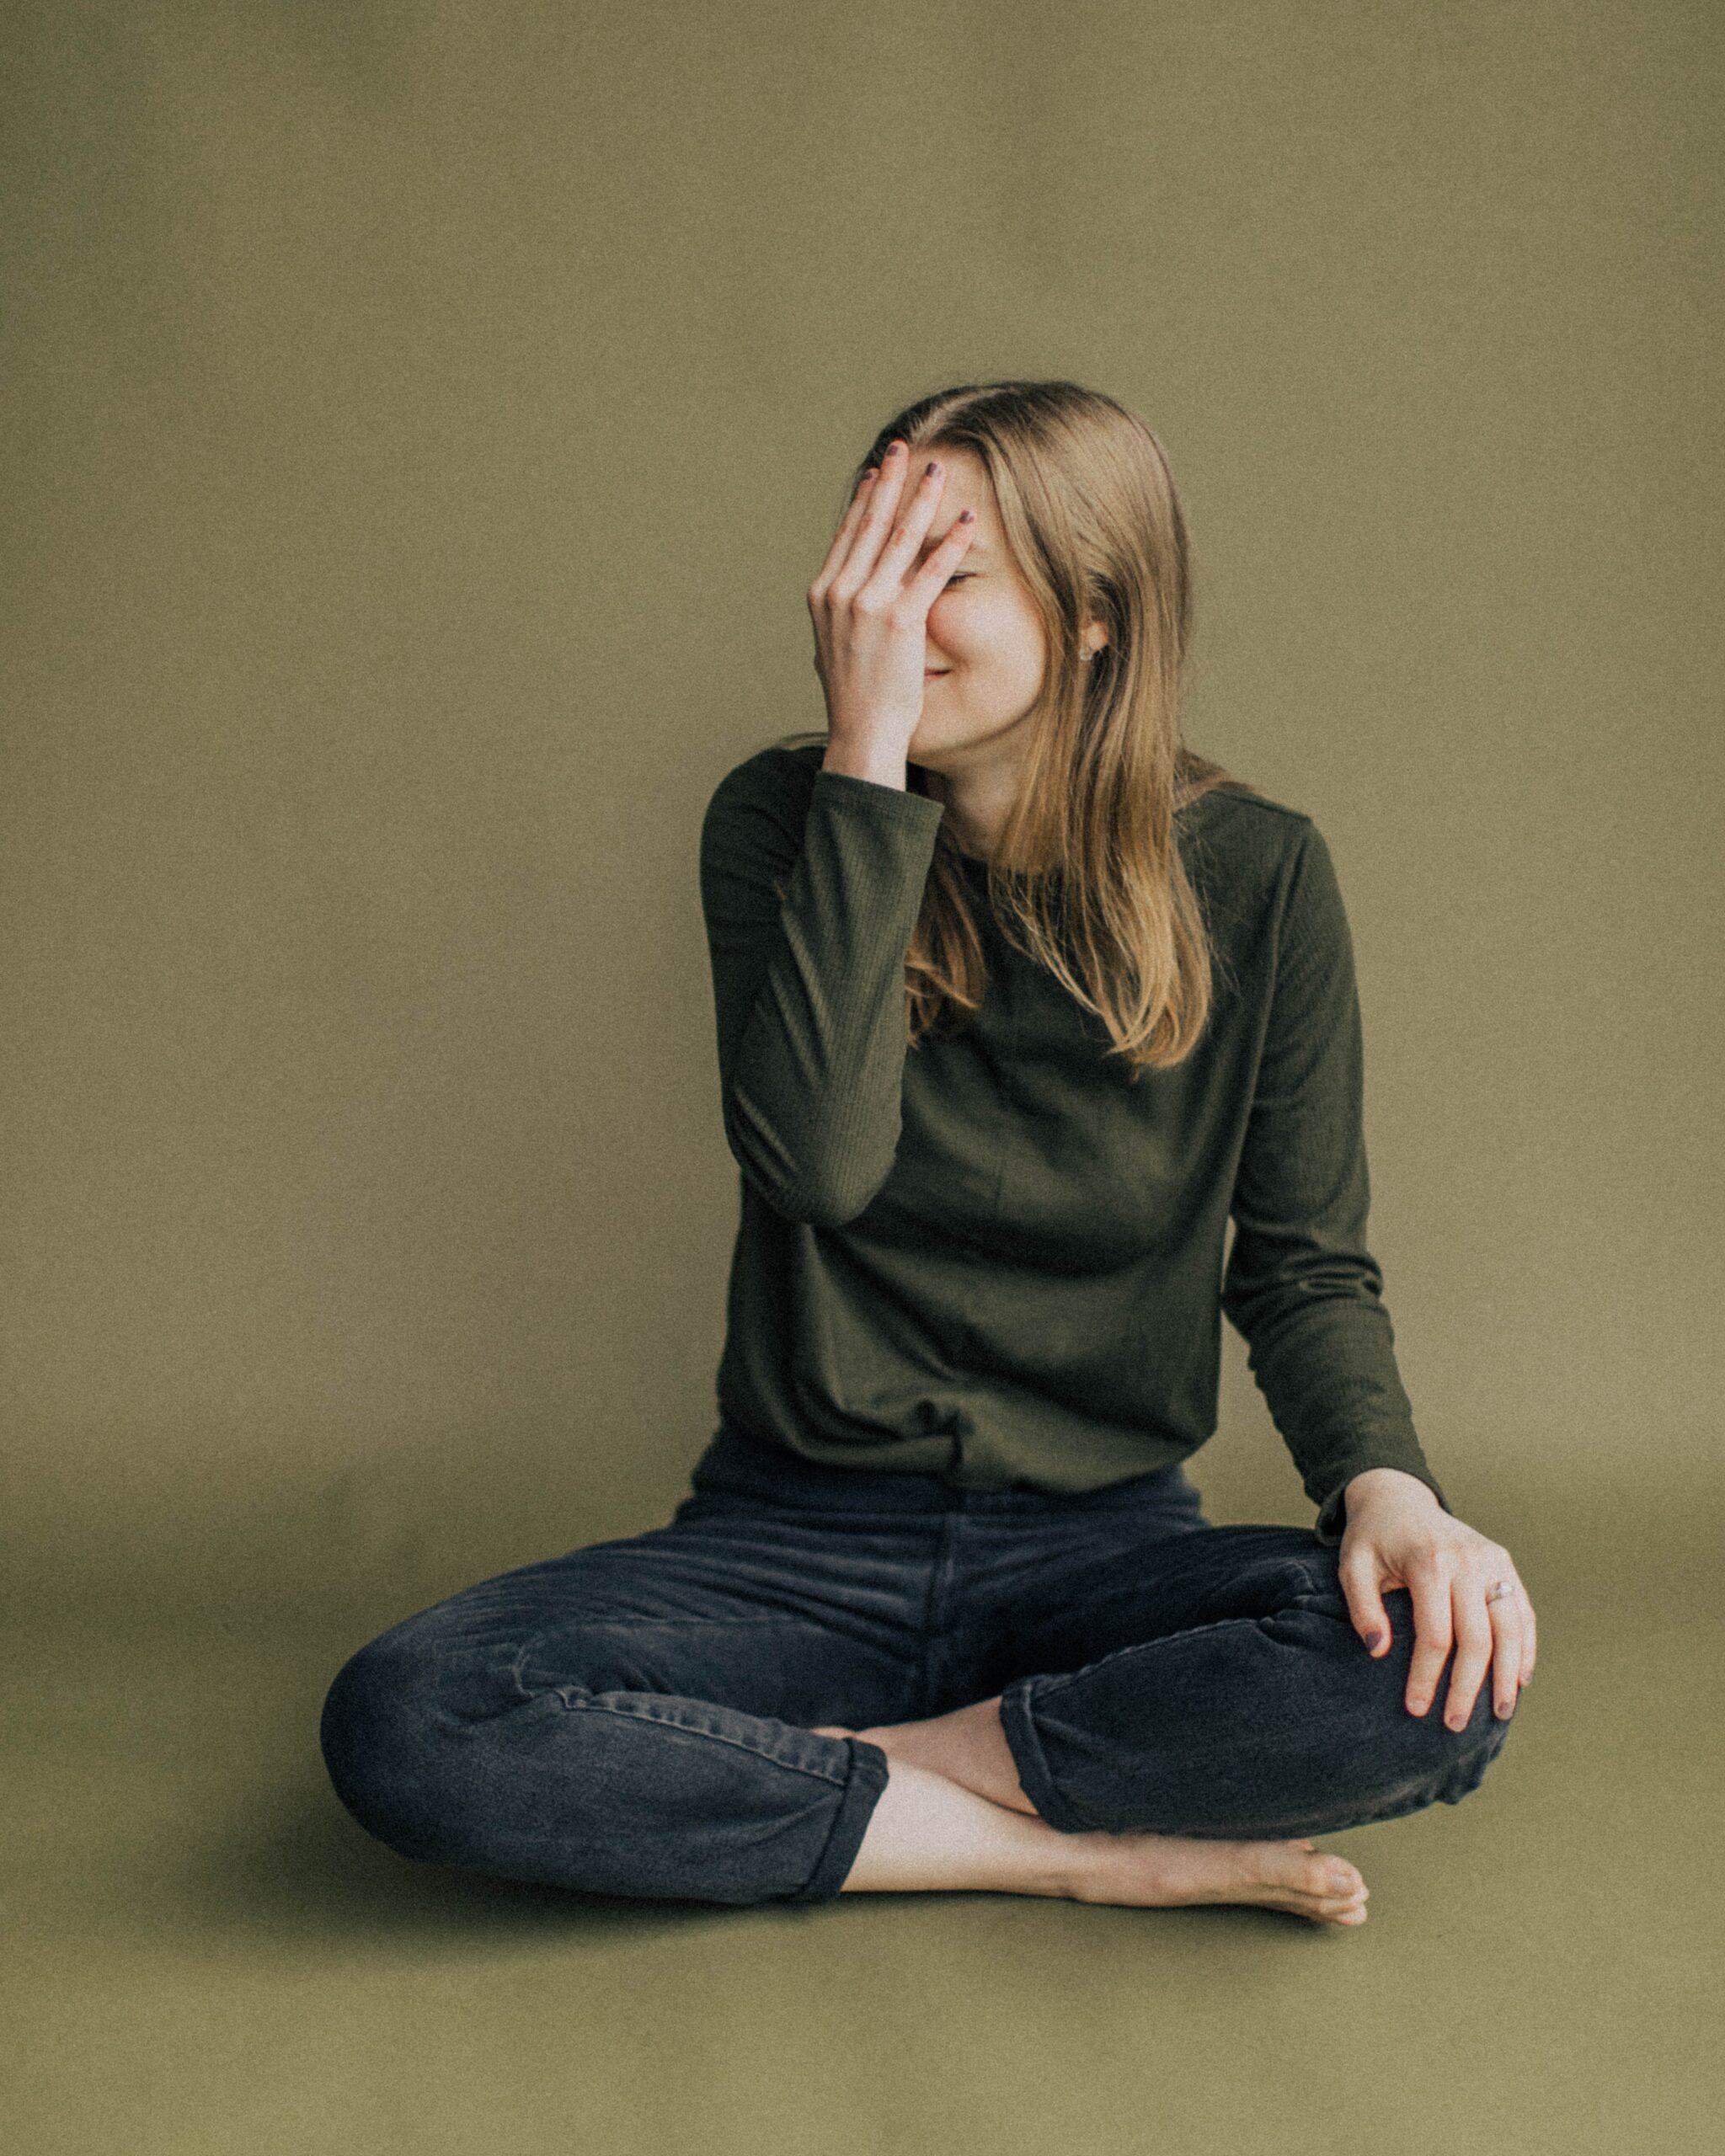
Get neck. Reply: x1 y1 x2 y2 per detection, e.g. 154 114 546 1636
916 749 1028 865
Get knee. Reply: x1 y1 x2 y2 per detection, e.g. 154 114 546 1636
1391 1685 1513 1810
1353 1591 1517 1817
318 1630 466 1864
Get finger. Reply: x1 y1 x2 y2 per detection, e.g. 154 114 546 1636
903 505 979 610
1484 1589 1525 1720
810 467 880 593
1403 1557 1454 1716
830 440 916 596
1519 1590 1536 1685
1336 1546 1392 1657
859 456 953 599
1442 1575 1495 1730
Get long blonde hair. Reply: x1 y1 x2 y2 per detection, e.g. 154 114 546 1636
820 380 1258 1075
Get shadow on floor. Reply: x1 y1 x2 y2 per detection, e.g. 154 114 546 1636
184 1775 750 1948
184 1768 1373 1955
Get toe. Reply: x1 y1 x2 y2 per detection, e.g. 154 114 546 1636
1267 1843 1363 1899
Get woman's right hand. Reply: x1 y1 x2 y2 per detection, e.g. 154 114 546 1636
807 440 976 778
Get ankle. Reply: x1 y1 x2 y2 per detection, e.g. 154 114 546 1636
837 1755 1083 1898
866 1697 1037 1816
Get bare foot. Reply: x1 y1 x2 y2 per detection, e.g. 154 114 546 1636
1070 1830 1369 1925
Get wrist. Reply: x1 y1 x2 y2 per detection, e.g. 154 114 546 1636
1344 1467 1440 1512
821 734 909 788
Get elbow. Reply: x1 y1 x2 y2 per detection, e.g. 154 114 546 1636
722 1103 893 1228
777 1176 888 1230
746 1155 893 1230
1221 1272 1390 1361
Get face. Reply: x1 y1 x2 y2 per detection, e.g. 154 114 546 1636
905 447 1054 774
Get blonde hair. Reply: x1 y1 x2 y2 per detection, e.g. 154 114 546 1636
823 380 1258 1075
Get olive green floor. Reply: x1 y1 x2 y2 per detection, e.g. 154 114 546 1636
8 1478 1718 2156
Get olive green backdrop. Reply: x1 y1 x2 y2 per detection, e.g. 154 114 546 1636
3 4 1719 2153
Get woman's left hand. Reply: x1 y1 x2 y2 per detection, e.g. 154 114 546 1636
1336 1467 1535 1729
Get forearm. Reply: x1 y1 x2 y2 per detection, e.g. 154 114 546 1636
709 768 943 1226
1224 1272 1449 1541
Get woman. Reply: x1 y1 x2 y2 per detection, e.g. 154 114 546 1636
320 380 1534 1927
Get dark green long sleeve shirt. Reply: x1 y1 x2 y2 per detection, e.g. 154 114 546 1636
698 737 1450 1545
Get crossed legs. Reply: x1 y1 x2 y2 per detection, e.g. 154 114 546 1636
321 1508 1508 1919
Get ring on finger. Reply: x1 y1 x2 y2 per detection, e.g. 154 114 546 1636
1482 1579 1521 1717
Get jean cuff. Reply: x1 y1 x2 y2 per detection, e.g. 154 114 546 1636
997 1677 1094 1835
786 1737 892 1904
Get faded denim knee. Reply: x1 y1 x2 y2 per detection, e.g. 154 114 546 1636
319 1632 473 1867
1324 1585 1519 1829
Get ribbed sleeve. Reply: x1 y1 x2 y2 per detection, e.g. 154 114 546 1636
699 753 946 1228
1219 824 1450 1545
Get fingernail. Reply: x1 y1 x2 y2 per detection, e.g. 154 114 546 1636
1366 1629 1386 1654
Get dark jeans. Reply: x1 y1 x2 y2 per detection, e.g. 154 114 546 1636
319 1422 1513 1908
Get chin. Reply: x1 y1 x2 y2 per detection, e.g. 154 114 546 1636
911 719 1006 768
